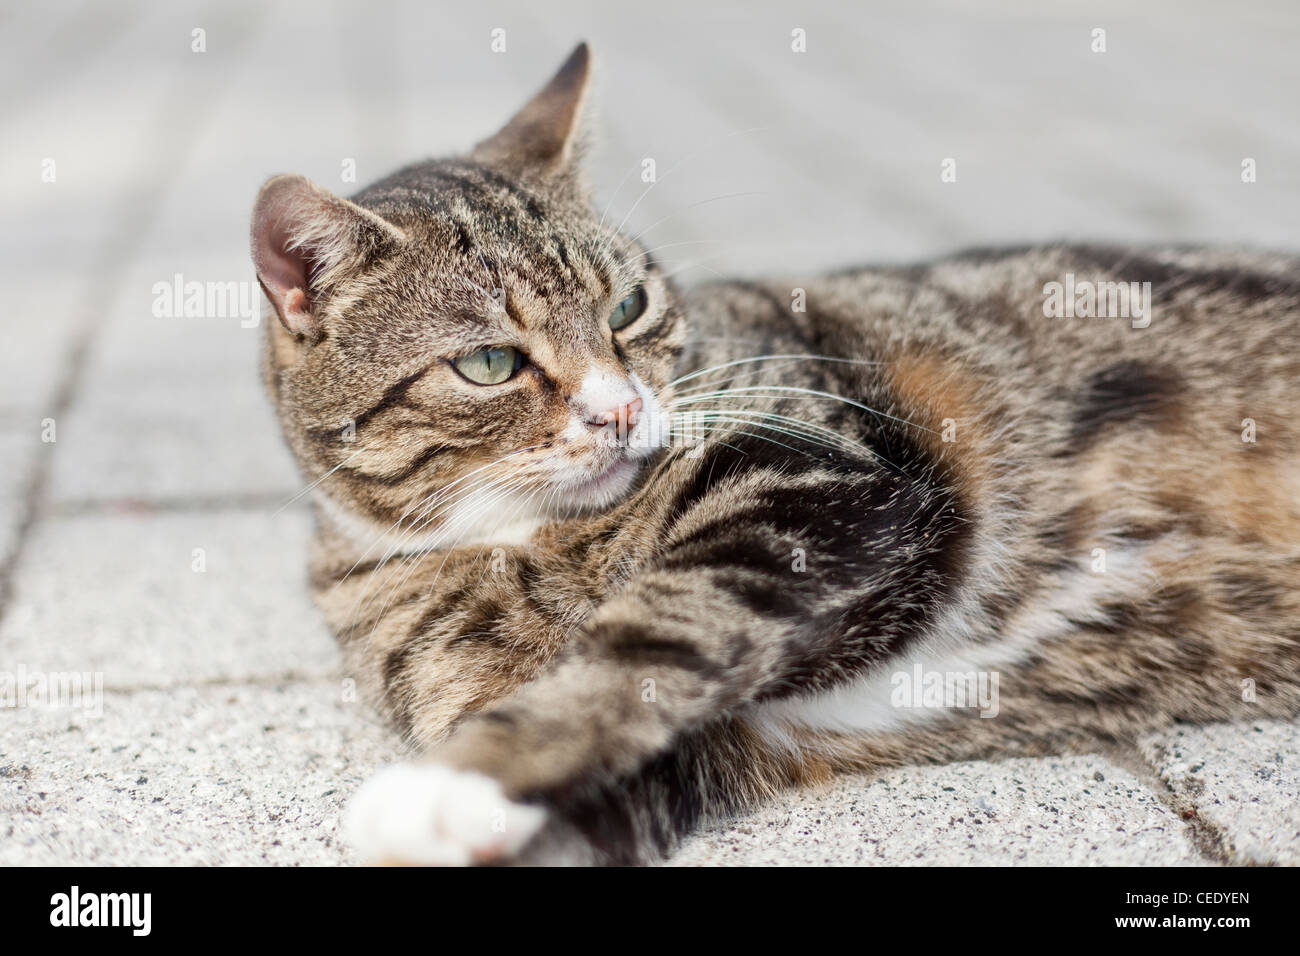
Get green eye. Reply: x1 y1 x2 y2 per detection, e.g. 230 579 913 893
609 286 648 331
452 346 524 385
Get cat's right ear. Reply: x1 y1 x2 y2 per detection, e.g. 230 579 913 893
250 174 406 342
471 43 593 189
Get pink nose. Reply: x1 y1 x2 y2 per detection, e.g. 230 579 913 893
588 396 642 430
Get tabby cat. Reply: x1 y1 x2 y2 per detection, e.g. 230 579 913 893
250 44 1300 865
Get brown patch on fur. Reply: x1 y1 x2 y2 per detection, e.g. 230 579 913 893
1206 455 1300 547
1141 439 1300 550
885 351 996 502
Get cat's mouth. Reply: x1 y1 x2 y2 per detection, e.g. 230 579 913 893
548 455 644 511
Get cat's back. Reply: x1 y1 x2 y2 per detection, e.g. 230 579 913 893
677 244 1300 561
690 244 1300 367
686 243 1300 428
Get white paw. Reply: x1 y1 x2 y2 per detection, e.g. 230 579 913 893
343 763 547 866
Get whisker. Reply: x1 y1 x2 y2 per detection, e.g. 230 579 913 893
624 191 766 248
677 411 863 457
337 474 507 630
367 461 541 573
670 383 932 434
672 421 813 459
629 238 725 263
669 354 882 389
658 258 725 282
596 161 639 232
377 469 542 604
612 125 770 236
353 474 537 637
678 404 871 447
331 444 546 590
272 448 364 517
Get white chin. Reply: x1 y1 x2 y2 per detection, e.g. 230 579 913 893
549 458 643 514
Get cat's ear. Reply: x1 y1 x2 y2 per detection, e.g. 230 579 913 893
472 42 593 189
250 174 406 342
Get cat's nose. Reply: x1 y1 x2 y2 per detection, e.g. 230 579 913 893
587 396 642 430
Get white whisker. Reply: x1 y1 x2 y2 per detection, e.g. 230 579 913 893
273 448 364 517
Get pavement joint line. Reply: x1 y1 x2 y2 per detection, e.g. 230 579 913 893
80 671 346 697
1132 734 1265 867
1097 739 1235 866
0 2 268 625
47 492 305 518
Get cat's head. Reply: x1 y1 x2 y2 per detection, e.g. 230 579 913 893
251 44 686 552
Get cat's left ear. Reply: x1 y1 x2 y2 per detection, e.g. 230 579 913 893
471 42 593 191
250 174 406 342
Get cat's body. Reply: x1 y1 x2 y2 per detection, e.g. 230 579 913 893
252 46 1300 865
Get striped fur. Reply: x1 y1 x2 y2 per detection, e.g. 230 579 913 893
252 45 1300 864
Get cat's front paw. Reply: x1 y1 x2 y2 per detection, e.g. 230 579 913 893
343 762 547 866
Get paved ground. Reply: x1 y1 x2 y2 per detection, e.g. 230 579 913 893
3 0 1299 865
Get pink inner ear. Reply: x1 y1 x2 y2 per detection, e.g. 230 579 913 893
283 287 310 322
252 181 322 339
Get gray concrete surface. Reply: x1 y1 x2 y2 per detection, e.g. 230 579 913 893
2 0 1299 865
1139 721 1300 866
671 756 1204 866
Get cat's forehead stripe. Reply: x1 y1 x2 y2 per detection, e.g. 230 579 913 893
367 162 644 303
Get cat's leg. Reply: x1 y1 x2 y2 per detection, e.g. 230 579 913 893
318 543 575 746
348 713 820 865
508 716 820 865
343 553 925 864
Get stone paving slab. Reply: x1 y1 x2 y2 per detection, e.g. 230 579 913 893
1139 720 1300 866
46 259 300 505
0 681 404 866
669 754 1207 866
0 280 86 429
1 509 337 690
